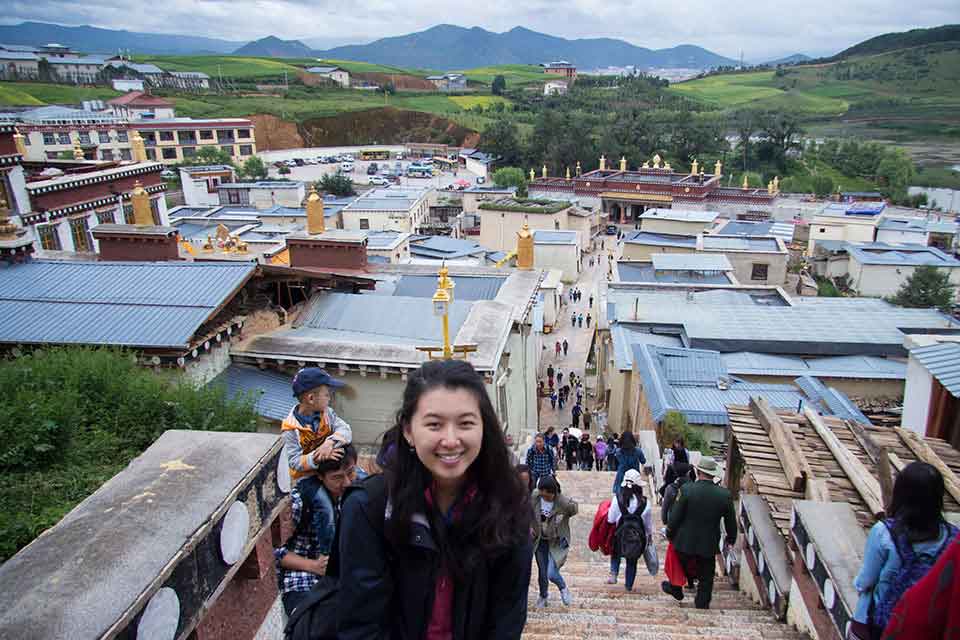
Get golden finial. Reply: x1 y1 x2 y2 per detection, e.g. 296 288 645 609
130 131 147 163
73 143 84 160
575 160 582 176
773 176 780 193
767 180 774 195
131 180 153 226
642 161 650 169
599 154 606 171
529 168 535 182
690 159 699 175
652 154 662 169
13 130 26 157
516 220 534 270
619 156 627 171
742 174 749 189
565 167 571 180
306 185 325 234
664 163 672 171
714 160 722 177
542 164 548 179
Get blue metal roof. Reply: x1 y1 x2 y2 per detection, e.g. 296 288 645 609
391 275 505 301
845 242 960 267
0 261 255 349
912 342 960 398
640 208 718 223
616 262 732 285
410 236 485 259
718 220 795 242
623 232 697 248
209 365 293 421
721 352 906 379
701 235 781 252
794 376 872 423
533 230 578 245
611 324 684 371
651 254 733 272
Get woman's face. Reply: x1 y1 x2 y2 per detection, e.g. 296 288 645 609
539 489 556 502
518 471 530 488
406 387 483 490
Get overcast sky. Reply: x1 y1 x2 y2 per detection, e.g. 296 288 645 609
3 0 957 60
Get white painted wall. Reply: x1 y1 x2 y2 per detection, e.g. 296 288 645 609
534 242 580 283
850 260 960 297
902 355 933 435
876 228 928 245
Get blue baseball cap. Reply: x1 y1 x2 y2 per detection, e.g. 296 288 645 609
292 367 346 397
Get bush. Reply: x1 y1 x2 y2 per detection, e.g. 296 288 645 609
658 410 712 455
318 173 355 196
0 347 258 561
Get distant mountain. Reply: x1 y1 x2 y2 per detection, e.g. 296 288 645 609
234 36 313 58
0 21 241 55
316 25 737 71
763 53 811 66
831 24 960 61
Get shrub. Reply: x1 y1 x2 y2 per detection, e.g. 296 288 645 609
658 410 712 455
0 347 258 561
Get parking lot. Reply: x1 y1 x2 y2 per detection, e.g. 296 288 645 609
261 147 484 191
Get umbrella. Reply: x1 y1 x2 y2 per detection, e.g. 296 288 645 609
568 427 582 439
454 178 470 187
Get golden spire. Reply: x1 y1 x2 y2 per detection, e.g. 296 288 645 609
306 185 325 234
529 168 535 182
0 192 18 240
742 174 749 189
642 160 650 169
652 154 662 169
72 143 84 160
575 161 581 176
690 159 699 175
664 163 672 171
565 166 571 180
130 131 147 163
599 154 606 171
542 164 548 179
516 221 534 270
767 180 774 195
131 181 153 226
715 160 722 177
773 176 780 193
619 156 627 171
13 130 26 157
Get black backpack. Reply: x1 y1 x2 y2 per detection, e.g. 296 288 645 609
614 495 648 561
284 474 389 640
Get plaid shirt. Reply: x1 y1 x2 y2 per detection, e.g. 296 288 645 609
525 445 555 480
275 487 332 595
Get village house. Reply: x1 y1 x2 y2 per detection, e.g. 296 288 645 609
0 105 133 162
639 207 719 235
134 117 256 165
541 61 577 83
544 80 568 96
304 65 350 88
178 165 237 206
425 73 466 91
106 91 176 120
532 229 580 283
477 196 573 253
341 187 430 233
615 253 738 285
812 240 960 297
217 180 305 210
0 50 40 80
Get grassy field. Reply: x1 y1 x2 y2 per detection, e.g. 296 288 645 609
461 64 546 87
449 95 510 109
134 55 308 79
0 82 121 106
669 71 849 115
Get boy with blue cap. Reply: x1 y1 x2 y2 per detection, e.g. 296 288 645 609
282 367 353 535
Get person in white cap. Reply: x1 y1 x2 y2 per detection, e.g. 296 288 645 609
606 468 653 591
663 456 736 609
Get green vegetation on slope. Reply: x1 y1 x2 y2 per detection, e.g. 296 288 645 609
460 65 546 87
0 82 121 106
134 54 309 79
0 347 258 562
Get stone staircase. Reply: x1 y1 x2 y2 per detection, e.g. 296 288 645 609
523 470 810 640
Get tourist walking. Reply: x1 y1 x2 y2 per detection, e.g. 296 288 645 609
571 402 583 429
612 431 645 493
532 475 577 608
663 457 736 609
549 390 558 410
571 311 577 325
851 462 959 639
562 338 569 357
557 370 563 386
578 433 594 471
526 433 557 488
594 436 607 472
555 340 562 358
545 426 560 458
563 431 578 471
589 295 593 308
337 359 533 638
608 469 654 591
582 407 592 431
586 313 592 327
578 313 584 328
546 364 554 386
606 436 619 473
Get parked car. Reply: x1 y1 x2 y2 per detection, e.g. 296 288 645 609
340 162 355 173
293 158 305 166
368 176 389 186
367 162 379 175
605 224 618 235
161 169 176 179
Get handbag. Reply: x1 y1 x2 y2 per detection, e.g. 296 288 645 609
643 540 659 576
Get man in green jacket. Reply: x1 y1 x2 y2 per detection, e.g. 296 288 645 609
663 456 736 609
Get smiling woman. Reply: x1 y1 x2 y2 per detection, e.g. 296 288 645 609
337 359 534 640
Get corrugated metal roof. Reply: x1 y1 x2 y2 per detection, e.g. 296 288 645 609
718 220 795 242
912 342 960 398
721 352 906 379
846 243 960 267
651 254 732 272
640 208 718 223
616 262 732 285
623 232 697 248
656 346 727 385
794 375 872 423
701 235 781 252
611 324 683 371
410 236 485 259
391 275 505 301
209 364 293 421
296 292 473 343
533 230 578 244
0 261 254 348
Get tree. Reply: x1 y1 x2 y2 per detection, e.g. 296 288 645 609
478 118 522 166
887 266 955 312
492 167 528 197
318 173 355 197
876 148 915 200
756 110 803 172
491 75 506 96
658 411 712 455
186 146 235 167
278 165 292 176
240 156 267 180
811 175 834 197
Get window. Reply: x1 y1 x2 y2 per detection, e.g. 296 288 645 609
37 223 61 250
178 131 196 144
161 148 178 160
150 198 161 225
239 145 252 156
227 189 241 204
57 133 71 145
819 227 826 233
78 131 91 144
217 130 235 142
69 216 92 252
238 129 251 139
119 148 132 161
123 203 135 224
199 129 214 140
751 263 769 281
359 218 370 230
220 146 234 156
141 132 156 145
182 147 196 158
96 209 116 225
43 133 55 145
116 131 128 142
159 131 175 142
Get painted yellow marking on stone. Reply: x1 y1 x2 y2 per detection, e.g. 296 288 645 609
160 459 196 472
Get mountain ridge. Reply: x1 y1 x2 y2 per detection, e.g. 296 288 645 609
0 21 242 55
233 35 313 58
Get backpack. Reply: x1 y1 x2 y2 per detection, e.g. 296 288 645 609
869 519 958 633
284 474 389 640
614 495 648 561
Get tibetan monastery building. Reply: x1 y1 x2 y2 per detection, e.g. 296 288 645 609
528 154 779 223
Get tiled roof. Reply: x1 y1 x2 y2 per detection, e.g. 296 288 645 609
640 208 718 223
391 275 506 301
0 261 255 349
209 364 292 421
622 232 697 248
911 342 960 398
651 253 732 272
533 230 578 245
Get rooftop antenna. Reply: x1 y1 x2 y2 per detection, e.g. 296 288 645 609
740 50 744 69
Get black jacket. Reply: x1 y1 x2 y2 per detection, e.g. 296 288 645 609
666 479 737 558
660 476 690 524
578 441 594 462
337 475 533 640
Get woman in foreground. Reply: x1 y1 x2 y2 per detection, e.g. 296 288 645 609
337 359 534 640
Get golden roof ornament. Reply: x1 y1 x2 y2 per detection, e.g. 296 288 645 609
652 154 662 169
542 164 547 179
565 167 571 180
72 143 84 160
13 130 26 157
529 168 535 181
690 159 699 175
599 154 607 171
619 156 627 171
642 161 650 169
742 174 749 189
131 180 153 226
767 180 774 194
715 160 722 177
773 176 780 193
306 185 325 235
516 220 534 270
575 161 582 176
0 193 18 240
664 163 672 171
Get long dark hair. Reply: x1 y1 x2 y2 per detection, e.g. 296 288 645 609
619 431 637 452
378 360 532 579
617 482 645 513
888 461 947 542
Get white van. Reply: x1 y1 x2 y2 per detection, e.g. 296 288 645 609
340 162 354 173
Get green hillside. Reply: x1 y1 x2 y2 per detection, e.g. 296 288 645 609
0 82 120 105
460 64 546 87
134 55 310 79
668 44 960 135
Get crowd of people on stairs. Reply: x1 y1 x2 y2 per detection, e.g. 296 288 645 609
266 357 960 640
